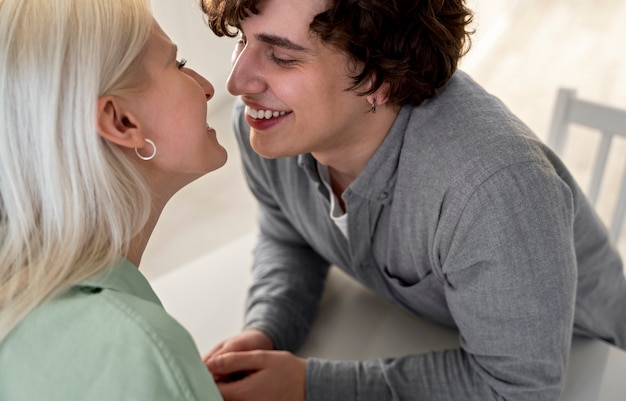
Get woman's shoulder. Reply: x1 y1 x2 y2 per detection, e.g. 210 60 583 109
0 284 221 401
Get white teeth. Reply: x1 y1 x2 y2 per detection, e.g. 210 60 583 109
246 106 287 120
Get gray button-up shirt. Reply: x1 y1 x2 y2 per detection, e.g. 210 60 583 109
235 71 626 401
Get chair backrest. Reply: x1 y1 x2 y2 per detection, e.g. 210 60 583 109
547 88 626 243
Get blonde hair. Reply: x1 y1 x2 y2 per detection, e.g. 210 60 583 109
0 0 154 340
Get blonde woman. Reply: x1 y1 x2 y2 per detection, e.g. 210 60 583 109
0 0 226 399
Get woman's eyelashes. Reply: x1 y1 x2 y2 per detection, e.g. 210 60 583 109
177 58 188 69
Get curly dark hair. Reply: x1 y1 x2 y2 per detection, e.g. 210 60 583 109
201 0 473 106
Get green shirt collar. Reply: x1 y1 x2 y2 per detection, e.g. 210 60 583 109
77 259 162 307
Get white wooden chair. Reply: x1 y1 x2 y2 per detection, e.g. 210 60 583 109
547 88 626 243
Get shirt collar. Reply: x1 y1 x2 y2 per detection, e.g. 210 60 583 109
348 105 412 203
298 105 413 205
77 259 162 306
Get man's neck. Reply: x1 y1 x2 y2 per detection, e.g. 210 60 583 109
314 104 399 200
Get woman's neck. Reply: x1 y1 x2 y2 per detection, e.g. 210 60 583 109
125 193 169 268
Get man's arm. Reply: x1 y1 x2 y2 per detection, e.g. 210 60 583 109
233 100 331 352
307 161 577 401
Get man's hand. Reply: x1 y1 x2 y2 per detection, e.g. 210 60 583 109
204 329 274 362
206 349 307 401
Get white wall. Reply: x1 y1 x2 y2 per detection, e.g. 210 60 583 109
152 0 237 110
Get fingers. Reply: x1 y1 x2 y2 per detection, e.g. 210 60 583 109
204 341 229 364
204 330 277 385
204 342 224 362
204 329 275 364
208 350 266 376
208 351 266 394
208 351 307 401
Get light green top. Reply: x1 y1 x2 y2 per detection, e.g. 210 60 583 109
0 259 223 401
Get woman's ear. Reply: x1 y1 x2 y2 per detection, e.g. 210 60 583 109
96 95 143 149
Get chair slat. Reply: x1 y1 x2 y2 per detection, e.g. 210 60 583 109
587 133 613 206
611 171 626 243
547 88 626 244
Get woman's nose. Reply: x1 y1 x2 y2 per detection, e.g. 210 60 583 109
185 68 215 101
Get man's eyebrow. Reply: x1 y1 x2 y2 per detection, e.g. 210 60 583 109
255 33 310 52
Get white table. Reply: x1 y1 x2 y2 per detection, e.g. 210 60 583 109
151 231 626 401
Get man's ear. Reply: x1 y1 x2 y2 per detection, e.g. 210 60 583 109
96 95 143 149
366 81 391 107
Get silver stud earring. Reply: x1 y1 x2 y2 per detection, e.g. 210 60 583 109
135 138 157 161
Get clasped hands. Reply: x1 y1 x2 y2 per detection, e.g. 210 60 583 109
204 329 307 401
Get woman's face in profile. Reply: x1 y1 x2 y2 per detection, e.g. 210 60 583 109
130 21 227 184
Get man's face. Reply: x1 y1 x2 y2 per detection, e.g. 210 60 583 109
226 0 374 165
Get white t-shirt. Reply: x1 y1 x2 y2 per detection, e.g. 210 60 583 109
317 163 349 239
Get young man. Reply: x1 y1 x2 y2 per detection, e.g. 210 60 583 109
200 0 626 400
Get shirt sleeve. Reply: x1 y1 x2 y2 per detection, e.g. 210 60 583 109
307 161 578 401
232 101 331 352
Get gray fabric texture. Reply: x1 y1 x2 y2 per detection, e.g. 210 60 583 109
233 71 626 401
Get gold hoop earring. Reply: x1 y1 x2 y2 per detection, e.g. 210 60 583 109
135 139 157 161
